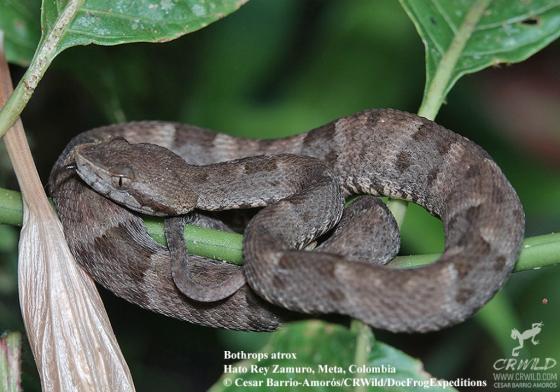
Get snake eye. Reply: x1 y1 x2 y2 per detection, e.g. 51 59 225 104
112 175 131 188
111 167 134 188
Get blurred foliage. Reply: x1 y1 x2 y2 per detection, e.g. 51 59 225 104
211 321 456 392
0 0 40 66
0 0 559 391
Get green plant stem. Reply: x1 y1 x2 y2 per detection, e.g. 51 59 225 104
0 331 22 392
0 186 558 272
144 217 244 265
392 233 560 272
386 199 408 227
417 0 492 120
351 319 374 392
0 0 85 139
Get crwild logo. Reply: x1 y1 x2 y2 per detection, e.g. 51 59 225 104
493 322 556 372
510 322 542 357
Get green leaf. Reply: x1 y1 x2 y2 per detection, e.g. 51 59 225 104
209 320 457 392
0 0 41 66
42 0 248 54
0 0 250 139
400 0 560 119
0 0 248 65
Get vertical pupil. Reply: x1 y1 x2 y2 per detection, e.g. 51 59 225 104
118 176 123 187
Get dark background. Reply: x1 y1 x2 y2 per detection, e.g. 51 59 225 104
1 0 559 390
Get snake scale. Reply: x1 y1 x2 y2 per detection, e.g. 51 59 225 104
48 109 525 333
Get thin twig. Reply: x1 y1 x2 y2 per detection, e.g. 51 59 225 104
0 186 557 272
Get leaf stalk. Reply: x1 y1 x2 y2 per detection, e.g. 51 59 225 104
417 0 492 120
0 0 85 139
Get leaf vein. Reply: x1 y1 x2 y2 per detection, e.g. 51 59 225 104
431 0 458 34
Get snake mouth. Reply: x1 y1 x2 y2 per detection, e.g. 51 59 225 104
74 150 112 193
63 163 77 171
74 150 148 214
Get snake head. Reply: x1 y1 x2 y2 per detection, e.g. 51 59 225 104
74 137 198 216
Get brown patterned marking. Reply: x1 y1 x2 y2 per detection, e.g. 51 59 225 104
327 288 345 302
465 204 483 223
445 212 465 235
128 188 178 215
74 243 98 271
366 109 382 129
90 222 153 300
409 193 420 204
513 208 524 222
491 186 505 204
494 255 507 271
277 254 296 270
194 171 209 182
395 151 412 173
303 123 335 148
457 232 483 247
426 168 439 187
436 138 452 156
475 234 492 254
412 123 431 142
230 202 259 210
173 123 217 148
244 158 278 175
455 287 474 305
244 291 282 331
454 257 470 279
465 164 480 179
358 143 370 164
289 195 308 206
357 176 383 195
272 275 287 290
256 139 276 152
324 150 339 165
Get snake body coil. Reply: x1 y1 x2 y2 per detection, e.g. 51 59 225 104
49 109 525 333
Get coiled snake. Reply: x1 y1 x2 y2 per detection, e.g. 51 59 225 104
48 109 525 333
